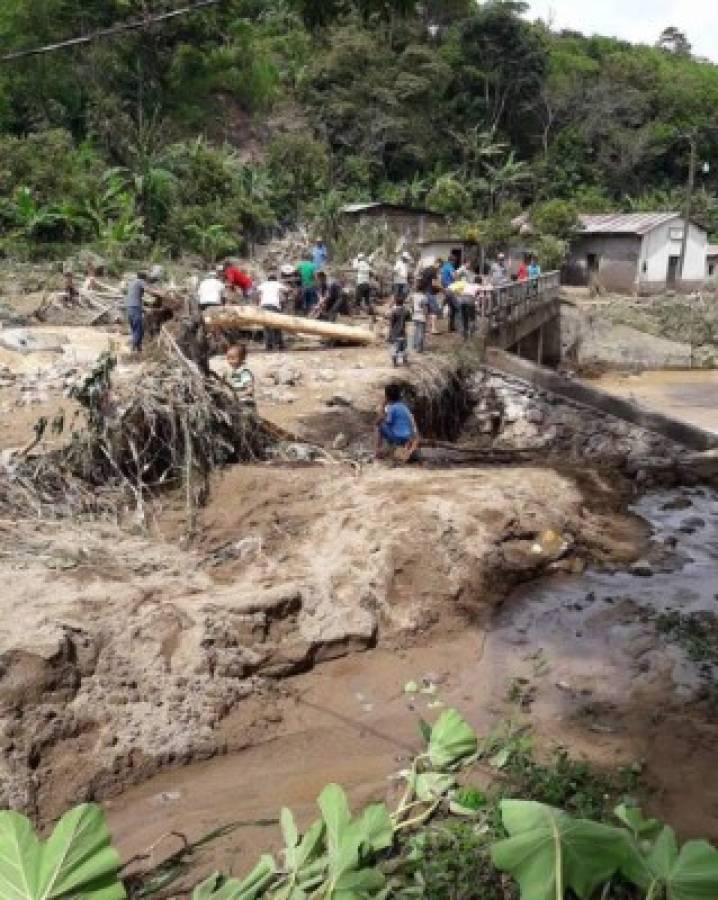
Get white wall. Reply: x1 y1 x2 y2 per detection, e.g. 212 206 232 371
639 219 708 287
418 241 467 268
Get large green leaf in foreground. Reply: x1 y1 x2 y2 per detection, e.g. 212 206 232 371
491 800 628 900
0 803 125 900
629 825 718 900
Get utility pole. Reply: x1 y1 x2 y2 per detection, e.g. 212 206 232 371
678 133 697 285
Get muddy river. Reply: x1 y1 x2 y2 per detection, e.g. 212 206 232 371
107 487 718 882
593 370 718 434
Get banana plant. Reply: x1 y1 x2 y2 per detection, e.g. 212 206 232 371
0 803 126 899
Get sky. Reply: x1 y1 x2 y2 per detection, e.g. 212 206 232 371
525 0 718 63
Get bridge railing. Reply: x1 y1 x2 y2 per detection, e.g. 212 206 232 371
475 271 560 332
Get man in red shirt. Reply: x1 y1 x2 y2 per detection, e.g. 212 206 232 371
222 261 253 300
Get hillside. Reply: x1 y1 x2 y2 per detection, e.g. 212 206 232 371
0 0 717 266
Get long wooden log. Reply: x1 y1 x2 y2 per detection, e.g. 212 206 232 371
204 305 377 345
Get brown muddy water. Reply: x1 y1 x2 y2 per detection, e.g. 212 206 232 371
593 370 718 434
107 487 718 886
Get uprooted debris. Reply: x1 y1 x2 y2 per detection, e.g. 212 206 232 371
0 338 281 522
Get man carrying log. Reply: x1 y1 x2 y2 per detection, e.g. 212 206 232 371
257 273 291 351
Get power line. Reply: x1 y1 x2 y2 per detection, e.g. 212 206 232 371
0 0 226 63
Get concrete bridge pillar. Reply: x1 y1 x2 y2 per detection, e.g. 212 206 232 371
541 315 562 368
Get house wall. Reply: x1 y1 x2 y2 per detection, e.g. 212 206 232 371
418 241 472 268
563 235 641 293
638 220 707 292
705 255 718 281
342 208 446 242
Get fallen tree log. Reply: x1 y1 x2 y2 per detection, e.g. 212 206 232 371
205 305 377 345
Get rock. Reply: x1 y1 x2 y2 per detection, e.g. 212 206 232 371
326 394 352 408
662 496 693 511
630 560 654 577
270 366 302 387
233 537 263 561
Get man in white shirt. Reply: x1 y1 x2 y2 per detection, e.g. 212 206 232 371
198 269 225 308
352 253 375 319
257 273 290 350
393 252 411 302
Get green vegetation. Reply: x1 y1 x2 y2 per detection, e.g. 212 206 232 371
4 709 718 899
0 1 717 262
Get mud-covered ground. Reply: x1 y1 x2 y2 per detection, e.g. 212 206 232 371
0 314 716 891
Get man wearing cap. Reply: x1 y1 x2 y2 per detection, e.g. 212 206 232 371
312 239 328 269
124 269 164 353
490 252 509 286
393 252 411 303
353 252 375 319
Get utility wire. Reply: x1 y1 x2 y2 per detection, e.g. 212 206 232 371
0 0 226 63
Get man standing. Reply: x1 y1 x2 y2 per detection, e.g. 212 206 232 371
296 253 318 314
490 252 509 286
222 261 253 301
353 253 375 319
312 238 328 269
441 255 458 332
257 273 290 351
124 270 163 353
198 268 226 309
393 251 411 302
528 256 541 280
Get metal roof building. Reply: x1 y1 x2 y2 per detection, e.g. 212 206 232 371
565 213 709 295
578 212 683 236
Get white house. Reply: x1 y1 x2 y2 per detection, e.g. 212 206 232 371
563 213 708 294
416 237 478 269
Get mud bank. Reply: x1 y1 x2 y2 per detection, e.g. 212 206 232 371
107 484 718 887
0 459 642 823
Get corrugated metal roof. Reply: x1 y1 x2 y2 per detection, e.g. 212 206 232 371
339 201 444 216
579 212 681 236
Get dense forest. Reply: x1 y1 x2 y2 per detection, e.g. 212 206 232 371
1 0 717 264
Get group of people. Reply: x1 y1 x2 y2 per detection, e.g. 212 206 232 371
123 236 542 364
384 250 542 367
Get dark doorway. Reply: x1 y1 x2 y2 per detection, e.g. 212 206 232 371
667 255 680 287
587 254 599 274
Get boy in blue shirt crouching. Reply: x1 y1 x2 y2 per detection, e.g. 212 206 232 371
376 383 420 461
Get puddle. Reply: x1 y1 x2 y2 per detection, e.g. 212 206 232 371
592 370 718 434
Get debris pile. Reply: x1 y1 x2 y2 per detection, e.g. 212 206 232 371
0 343 280 520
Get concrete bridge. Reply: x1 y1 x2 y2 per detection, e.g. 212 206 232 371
478 272 562 366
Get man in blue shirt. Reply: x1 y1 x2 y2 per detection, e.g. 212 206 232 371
376 383 419 460
312 238 328 269
440 257 458 332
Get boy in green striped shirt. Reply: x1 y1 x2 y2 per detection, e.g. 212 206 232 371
226 344 256 409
